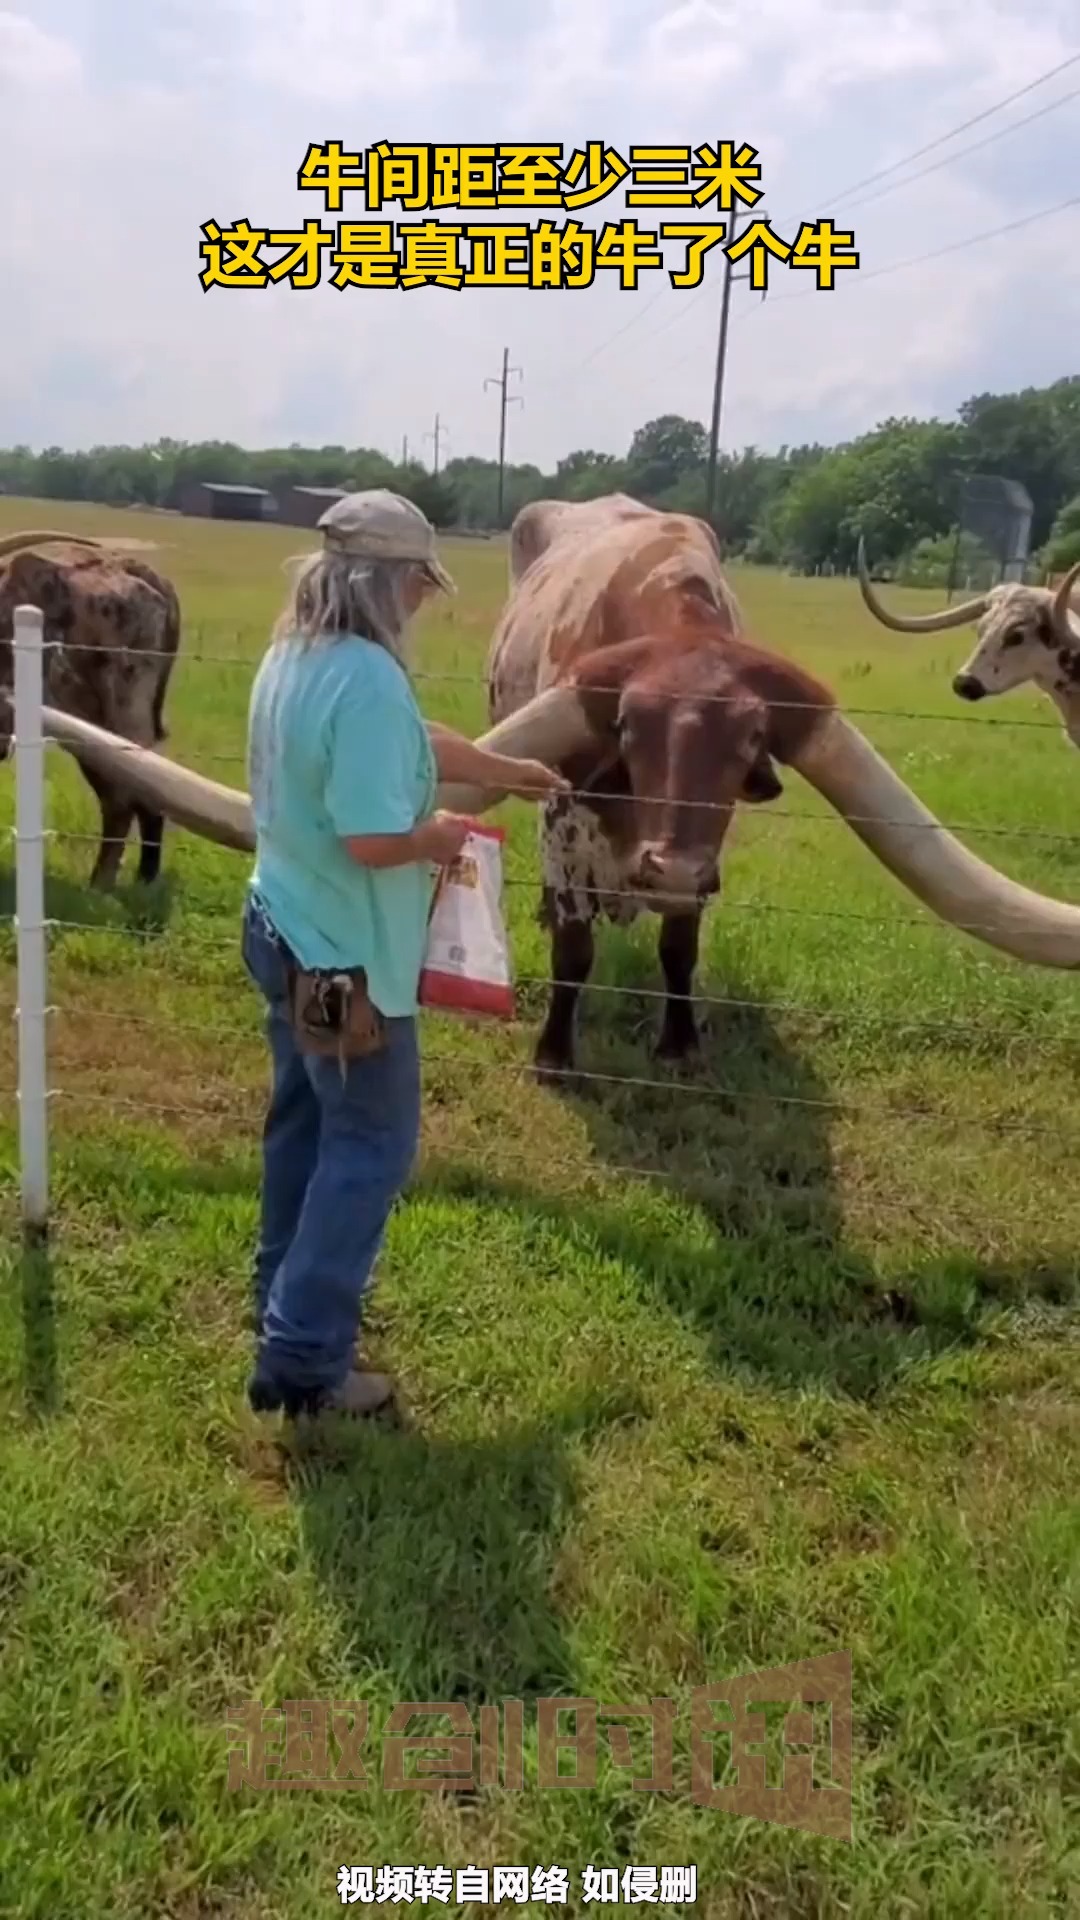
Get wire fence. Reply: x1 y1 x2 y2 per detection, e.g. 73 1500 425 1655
20 627 1077 728
5 602 1080 1245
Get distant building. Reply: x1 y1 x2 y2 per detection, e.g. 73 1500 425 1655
178 481 277 522
957 473 1034 583
276 484 348 528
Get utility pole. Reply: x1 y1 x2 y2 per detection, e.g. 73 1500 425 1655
484 346 523 527
704 203 768 530
401 433 409 467
424 412 446 477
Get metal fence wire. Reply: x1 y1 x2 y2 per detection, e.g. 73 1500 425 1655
5 602 1079 1241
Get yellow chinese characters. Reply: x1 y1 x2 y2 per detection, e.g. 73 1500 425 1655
200 141 860 296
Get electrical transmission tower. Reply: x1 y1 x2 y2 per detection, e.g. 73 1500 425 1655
424 412 446 477
484 347 523 527
704 202 769 528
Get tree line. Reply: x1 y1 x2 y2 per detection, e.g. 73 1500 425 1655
2 372 1077 582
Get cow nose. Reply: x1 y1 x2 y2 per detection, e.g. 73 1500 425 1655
952 672 986 701
633 846 718 900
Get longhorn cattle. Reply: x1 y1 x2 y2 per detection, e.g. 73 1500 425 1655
28 492 1080 1075
857 538 1080 748
0 530 181 887
484 494 1080 1071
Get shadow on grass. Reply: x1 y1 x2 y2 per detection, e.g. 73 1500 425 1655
19 1236 59 1418
0 857 177 942
53 919 1076 1415
290 1394 618 1703
429 954 1076 1400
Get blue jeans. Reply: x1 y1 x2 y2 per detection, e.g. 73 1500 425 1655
240 891 421 1409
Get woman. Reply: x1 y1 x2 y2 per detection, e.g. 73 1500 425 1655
241 488 567 1421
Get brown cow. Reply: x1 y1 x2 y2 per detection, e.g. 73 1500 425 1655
27 492 1080 1069
0 530 181 887
484 494 1080 1070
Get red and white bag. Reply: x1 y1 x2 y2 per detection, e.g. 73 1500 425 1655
418 822 515 1019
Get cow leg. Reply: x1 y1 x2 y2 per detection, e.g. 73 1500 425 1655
534 907 594 1077
134 805 166 886
655 910 702 1060
78 763 135 891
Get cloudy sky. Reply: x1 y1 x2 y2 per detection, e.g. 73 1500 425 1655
2 0 1078 469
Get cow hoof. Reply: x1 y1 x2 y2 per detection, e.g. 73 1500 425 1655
654 1029 700 1064
531 1048 574 1084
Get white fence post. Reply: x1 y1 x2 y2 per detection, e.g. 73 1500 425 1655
13 603 49 1244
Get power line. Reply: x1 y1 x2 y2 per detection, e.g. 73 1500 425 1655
661 182 1068 378
552 50 1080 379
741 190 1080 313
663 189 1080 375
823 81 1080 220
773 48 1080 225
573 286 668 371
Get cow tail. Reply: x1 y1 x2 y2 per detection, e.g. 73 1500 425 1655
151 676 168 744
152 593 181 743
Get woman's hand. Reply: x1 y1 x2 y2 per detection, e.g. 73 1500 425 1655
494 757 572 800
413 810 475 864
427 724 570 801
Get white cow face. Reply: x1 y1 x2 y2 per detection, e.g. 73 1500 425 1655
951 587 1065 704
857 544 1080 742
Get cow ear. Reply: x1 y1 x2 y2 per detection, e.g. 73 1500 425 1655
740 746 784 804
722 695 782 804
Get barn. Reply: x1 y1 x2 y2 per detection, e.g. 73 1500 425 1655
178 482 277 522
276 484 348 528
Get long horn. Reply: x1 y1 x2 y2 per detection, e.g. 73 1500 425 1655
39 705 256 851
791 709 1080 968
0 530 106 558
34 684 599 852
856 536 988 633
1051 559 1080 642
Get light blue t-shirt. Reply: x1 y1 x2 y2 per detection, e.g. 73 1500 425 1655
246 631 438 1017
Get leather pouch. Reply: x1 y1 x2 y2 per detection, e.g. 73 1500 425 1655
288 965 387 1062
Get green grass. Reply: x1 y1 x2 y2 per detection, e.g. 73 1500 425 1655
1 497 1079 1918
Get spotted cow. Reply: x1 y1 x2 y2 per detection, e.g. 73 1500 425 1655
0 531 181 887
482 495 1080 1073
857 539 1080 747
36 501 1080 1052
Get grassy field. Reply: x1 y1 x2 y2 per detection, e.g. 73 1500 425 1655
1 497 1078 1918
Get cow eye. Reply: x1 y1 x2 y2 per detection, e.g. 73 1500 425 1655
1001 627 1025 650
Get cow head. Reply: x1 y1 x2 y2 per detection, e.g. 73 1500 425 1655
951 578 1080 715
564 635 784 911
858 541 1080 740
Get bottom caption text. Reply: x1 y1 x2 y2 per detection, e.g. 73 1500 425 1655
337 1865 698 1904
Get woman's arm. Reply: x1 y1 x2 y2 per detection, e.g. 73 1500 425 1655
343 812 471 871
426 722 569 798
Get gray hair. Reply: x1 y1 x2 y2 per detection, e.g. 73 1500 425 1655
272 548 421 664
